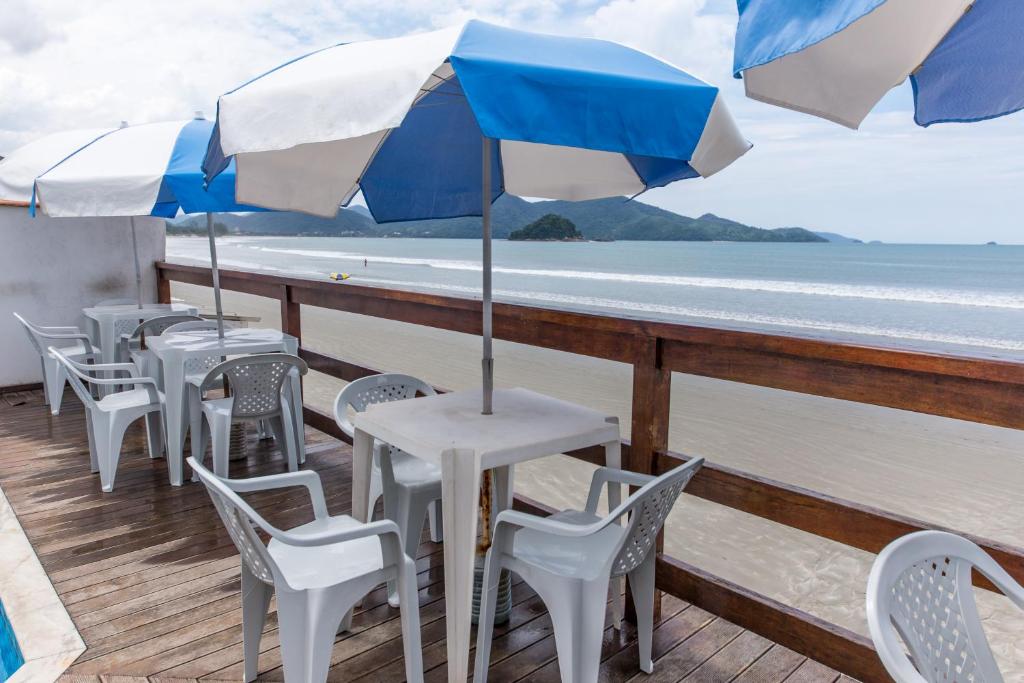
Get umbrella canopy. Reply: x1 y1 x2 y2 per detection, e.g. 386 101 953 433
34 117 258 330
34 118 254 217
205 19 751 412
205 20 751 218
733 0 1024 129
0 128 114 204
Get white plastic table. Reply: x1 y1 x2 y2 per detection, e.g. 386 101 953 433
351 387 621 683
148 328 304 486
83 303 198 396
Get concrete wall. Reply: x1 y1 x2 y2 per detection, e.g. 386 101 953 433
0 206 165 387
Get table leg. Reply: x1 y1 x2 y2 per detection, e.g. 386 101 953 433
441 449 481 683
351 429 374 523
605 438 624 629
98 320 116 398
163 360 186 486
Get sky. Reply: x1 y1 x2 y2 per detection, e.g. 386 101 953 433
1 0 1021 244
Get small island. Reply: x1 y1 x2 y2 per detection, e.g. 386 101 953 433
508 214 584 241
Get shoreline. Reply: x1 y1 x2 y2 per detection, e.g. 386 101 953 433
171 279 1024 676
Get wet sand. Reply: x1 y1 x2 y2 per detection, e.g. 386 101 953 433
173 281 1024 675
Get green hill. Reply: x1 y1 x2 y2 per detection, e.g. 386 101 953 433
167 195 829 243
509 214 583 241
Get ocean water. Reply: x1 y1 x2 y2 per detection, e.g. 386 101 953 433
167 236 1024 358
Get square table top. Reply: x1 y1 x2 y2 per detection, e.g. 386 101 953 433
356 387 620 466
147 327 296 358
82 302 195 320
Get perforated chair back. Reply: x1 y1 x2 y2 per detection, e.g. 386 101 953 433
610 459 702 577
333 373 437 438
867 531 1024 683
162 320 219 335
190 458 279 586
201 353 308 420
128 314 204 343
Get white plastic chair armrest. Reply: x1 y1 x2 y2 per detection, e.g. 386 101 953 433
40 330 94 345
272 518 402 549
584 467 656 514
221 470 329 519
38 325 82 334
493 509 605 539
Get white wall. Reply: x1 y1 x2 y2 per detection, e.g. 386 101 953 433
0 206 165 387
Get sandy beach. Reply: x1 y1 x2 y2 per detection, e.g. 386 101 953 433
173 280 1024 675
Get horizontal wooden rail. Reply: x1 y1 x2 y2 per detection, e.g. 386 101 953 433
159 260 1024 682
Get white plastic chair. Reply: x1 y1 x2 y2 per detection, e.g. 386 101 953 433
13 312 97 415
50 347 165 492
866 530 1024 683
474 457 704 683
192 353 307 479
333 374 443 605
188 456 424 683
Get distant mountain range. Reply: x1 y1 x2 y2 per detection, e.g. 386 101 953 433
168 195 857 243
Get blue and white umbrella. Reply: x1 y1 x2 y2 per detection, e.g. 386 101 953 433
33 116 259 332
204 19 751 412
733 0 1023 129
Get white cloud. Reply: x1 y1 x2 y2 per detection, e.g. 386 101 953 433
1 0 1021 242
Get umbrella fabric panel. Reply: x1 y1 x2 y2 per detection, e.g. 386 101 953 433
912 0 1024 125
215 25 463 159
35 120 188 218
162 119 260 215
733 0 886 75
734 0 971 129
0 128 112 204
360 79 503 223
450 20 718 161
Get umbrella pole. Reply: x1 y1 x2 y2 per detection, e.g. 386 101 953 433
481 137 493 415
206 212 225 339
129 216 143 309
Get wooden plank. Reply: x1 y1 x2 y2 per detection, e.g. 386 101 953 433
662 337 1024 430
733 645 806 683
656 556 889 683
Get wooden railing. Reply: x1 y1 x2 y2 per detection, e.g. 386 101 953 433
157 260 1024 682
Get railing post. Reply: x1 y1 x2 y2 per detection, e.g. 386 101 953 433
280 284 301 341
156 266 171 304
281 285 303 397
627 335 670 622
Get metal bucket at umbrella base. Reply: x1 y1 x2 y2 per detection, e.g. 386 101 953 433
471 470 512 624
472 557 512 625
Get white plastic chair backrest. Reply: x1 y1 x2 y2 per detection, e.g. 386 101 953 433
610 458 703 577
200 353 308 419
12 312 46 355
95 298 136 307
332 373 437 438
162 320 219 335
867 531 1024 683
189 458 280 587
128 314 204 341
49 347 99 410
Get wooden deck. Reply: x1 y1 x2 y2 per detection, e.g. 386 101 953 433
0 388 846 683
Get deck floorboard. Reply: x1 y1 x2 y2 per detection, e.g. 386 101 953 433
0 388 844 682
